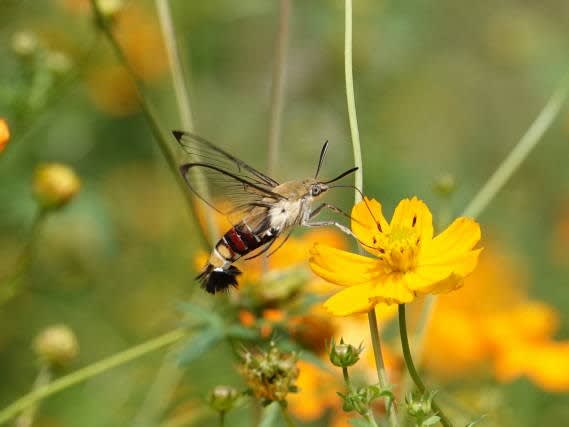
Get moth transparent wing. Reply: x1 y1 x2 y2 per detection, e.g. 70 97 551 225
173 131 279 187
179 162 284 225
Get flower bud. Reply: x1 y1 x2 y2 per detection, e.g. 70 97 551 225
11 31 38 57
96 0 124 19
406 391 436 422
0 118 10 153
207 385 240 413
329 339 363 368
46 51 73 75
33 163 81 209
239 342 299 405
433 172 456 196
33 324 79 368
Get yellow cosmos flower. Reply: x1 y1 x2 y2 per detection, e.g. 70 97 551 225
310 197 482 316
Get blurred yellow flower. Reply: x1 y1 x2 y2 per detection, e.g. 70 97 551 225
310 197 482 316
287 360 340 421
0 118 10 153
424 247 569 391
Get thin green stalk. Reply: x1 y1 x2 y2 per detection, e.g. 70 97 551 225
368 310 399 426
279 403 297 427
130 345 184 427
342 366 351 388
155 0 194 131
267 0 290 176
0 328 187 425
14 364 51 427
398 305 452 427
0 207 48 305
364 412 380 427
219 411 225 427
89 0 210 247
462 73 569 219
344 0 363 203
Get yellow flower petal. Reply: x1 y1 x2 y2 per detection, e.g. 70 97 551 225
407 249 482 294
390 197 433 242
421 217 481 263
309 244 381 287
351 197 389 256
368 272 415 305
323 283 378 316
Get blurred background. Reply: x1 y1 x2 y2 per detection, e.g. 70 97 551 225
0 0 568 426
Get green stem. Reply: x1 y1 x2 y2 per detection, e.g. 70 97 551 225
0 328 187 425
89 0 210 247
364 412 380 427
266 0 290 176
219 411 225 427
368 310 399 426
14 364 51 427
344 0 363 204
398 305 452 427
342 366 351 389
279 403 297 427
0 207 48 305
462 73 569 219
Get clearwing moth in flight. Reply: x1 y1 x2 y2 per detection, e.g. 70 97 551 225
173 130 358 294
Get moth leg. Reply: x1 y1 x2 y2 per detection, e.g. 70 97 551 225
302 219 355 238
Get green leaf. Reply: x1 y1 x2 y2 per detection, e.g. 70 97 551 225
423 415 441 426
259 402 280 427
177 330 222 365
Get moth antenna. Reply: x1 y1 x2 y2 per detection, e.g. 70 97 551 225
314 141 329 179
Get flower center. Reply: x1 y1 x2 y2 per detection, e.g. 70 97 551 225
375 226 421 273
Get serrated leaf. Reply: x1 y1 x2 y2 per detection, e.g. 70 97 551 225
423 415 441 426
177 330 222 365
348 417 374 427
259 402 280 427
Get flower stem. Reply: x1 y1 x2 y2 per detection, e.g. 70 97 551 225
14 364 51 427
267 0 290 176
462 73 569 219
398 305 452 427
0 207 48 305
279 403 297 427
88 0 210 247
344 0 363 204
0 328 187 425
342 366 351 388
219 411 225 427
368 309 399 426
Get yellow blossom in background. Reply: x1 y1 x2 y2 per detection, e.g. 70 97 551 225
423 247 569 391
310 197 482 316
288 361 341 422
0 118 10 153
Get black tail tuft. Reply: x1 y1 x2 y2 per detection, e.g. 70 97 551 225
197 265 241 294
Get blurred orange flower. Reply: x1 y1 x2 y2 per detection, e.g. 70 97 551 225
423 246 569 392
114 4 168 82
0 118 10 153
287 361 340 422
